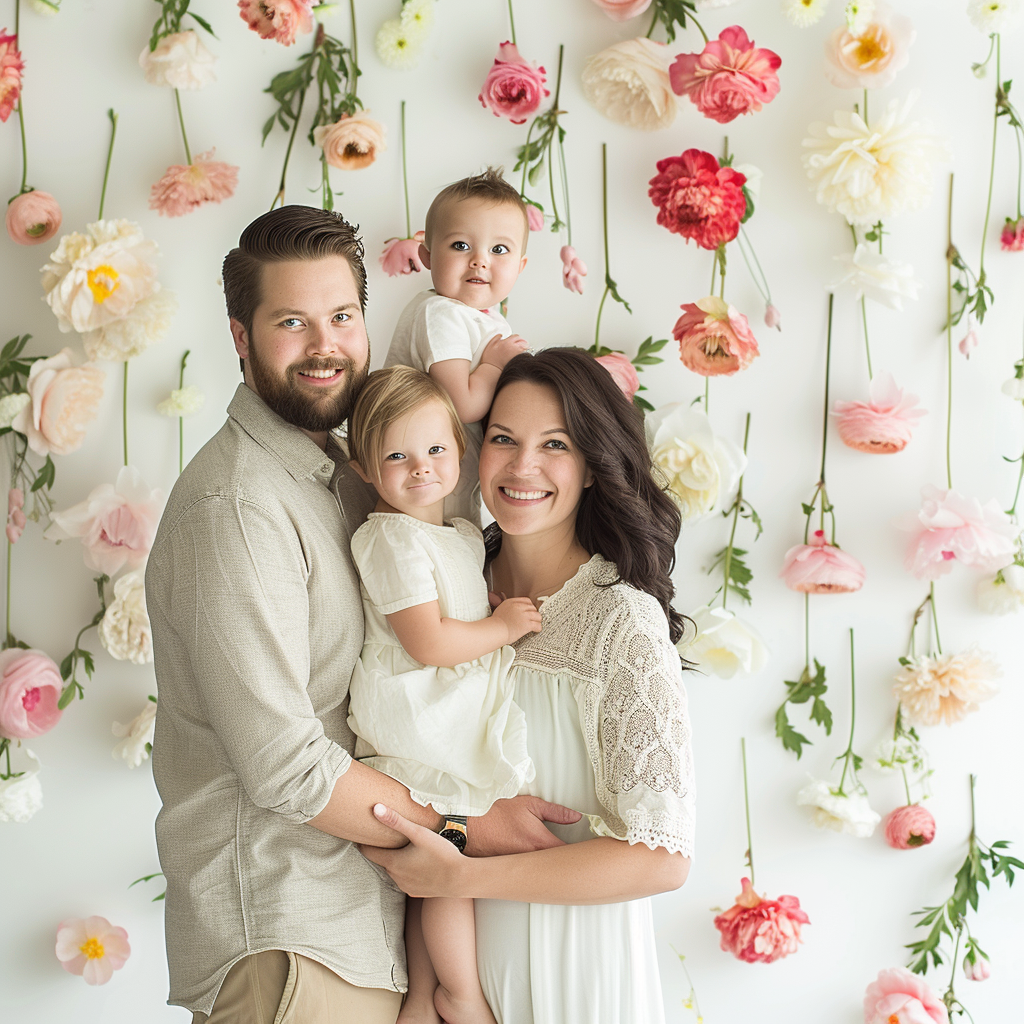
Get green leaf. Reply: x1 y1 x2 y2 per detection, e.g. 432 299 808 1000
775 704 810 758
528 158 546 188
810 695 833 734
59 652 73 681
633 395 654 413
187 11 216 36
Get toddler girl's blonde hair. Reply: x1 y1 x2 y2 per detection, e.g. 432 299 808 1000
349 365 468 482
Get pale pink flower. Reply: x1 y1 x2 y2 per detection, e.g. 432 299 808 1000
883 804 936 849
6 190 62 245
669 26 781 125
764 303 781 330
525 203 544 231
595 352 640 401
964 955 991 981
673 296 759 376
958 321 979 358
380 232 425 276
903 485 1018 580
581 38 677 132
139 30 216 90
781 529 865 593
713 877 809 964
0 648 63 740
824 5 915 90
894 647 1000 727
313 111 387 170
479 41 548 125
589 0 653 19
47 466 162 576
149 151 238 218
863 967 948 1024
1002 216 1024 251
560 245 587 294
832 371 926 454
6 487 26 544
55 916 131 985
0 29 23 123
237 0 312 45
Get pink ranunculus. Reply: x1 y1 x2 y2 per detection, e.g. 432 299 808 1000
479 41 548 125
0 29 23 123
149 151 239 218
595 352 640 401
964 955 991 981
6 190 62 246
589 0 653 20
559 245 588 294
884 804 936 849
525 202 544 232
780 529 865 594
764 303 782 330
313 111 387 170
237 0 312 46
673 296 759 376
380 231 425 276
713 877 810 964
47 466 163 576
864 967 948 1024
903 485 1019 581
669 26 781 125
6 487 26 544
55 916 131 986
0 648 63 740
832 371 926 454
1002 216 1024 252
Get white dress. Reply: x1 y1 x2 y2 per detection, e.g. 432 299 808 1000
475 555 696 1024
346 513 533 816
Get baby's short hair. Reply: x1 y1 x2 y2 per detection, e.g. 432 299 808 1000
348 365 468 481
424 167 529 249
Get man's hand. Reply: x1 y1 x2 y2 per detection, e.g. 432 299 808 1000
491 596 542 644
467 795 583 857
479 332 529 370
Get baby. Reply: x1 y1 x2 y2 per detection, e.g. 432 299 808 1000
385 167 531 527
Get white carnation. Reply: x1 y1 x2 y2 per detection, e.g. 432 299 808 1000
797 779 880 838
0 392 31 429
0 749 43 823
82 289 177 363
977 563 1024 614
967 0 1022 33
680 607 769 679
581 38 678 132
99 569 153 665
139 30 217 91
157 384 205 418
112 699 157 769
832 244 920 310
783 0 830 26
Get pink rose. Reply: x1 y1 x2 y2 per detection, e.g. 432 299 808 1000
1002 216 1024 252
525 202 544 232
832 371 926 454
589 0 653 20
673 296 759 376
863 967 948 1024
479 41 548 124
56 916 131 985
6 190 62 246
6 487 26 544
669 26 781 125
780 529 865 593
595 352 640 401
0 29 23 123
313 111 387 170
380 231 425 276
559 245 588 294
237 0 312 46
149 150 238 218
884 804 936 849
0 648 63 740
713 877 810 964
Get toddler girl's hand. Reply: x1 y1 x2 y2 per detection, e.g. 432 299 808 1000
492 596 542 644
480 332 529 370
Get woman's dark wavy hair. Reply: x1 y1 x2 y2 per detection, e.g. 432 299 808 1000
483 347 689 646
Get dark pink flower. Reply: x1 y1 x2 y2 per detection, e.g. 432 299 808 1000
479 42 548 124
237 0 312 46
1001 216 1024 252
673 296 759 376
863 967 948 1024
884 805 936 849
559 245 587 294
713 877 809 964
780 529 865 594
380 231 425 276
6 190 62 246
0 648 63 740
832 371 926 454
595 352 640 400
0 29 23 123
149 151 238 218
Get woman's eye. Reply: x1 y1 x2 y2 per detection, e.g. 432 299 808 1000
452 241 470 251
544 439 568 450
428 445 445 455
491 244 509 255
488 433 513 445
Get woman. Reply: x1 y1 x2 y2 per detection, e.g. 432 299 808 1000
363 348 695 1024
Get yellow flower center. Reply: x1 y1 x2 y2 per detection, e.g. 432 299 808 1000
854 33 886 66
80 937 105 960
87 264 121 304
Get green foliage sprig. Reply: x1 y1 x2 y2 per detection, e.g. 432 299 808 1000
148 0 215 51
645 0 705 45
57 575 109 710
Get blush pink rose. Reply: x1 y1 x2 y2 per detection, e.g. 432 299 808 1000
1002 216 1024 251
560 245 588 294
673 296 759 376
824 7 915 90
0 29 23 123
832 371 926 454
589 0 653 20
380 231 425 276
525 202 544 232
713 877 810 964
670 26 781 125
780 529 866 593
595 352 640 401
237 0 312 45
479 41 548 124
884 804 936 849
149 151 238 218
6 487 26 545
313 111 387 170
863 967 948 1024
0 648 63 740
6 190 62 245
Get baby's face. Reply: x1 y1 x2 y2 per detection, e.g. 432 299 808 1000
424 197 527 311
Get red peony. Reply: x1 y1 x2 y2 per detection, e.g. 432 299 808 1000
648 149 746 250
1001 215 1024 252
713 877 809 964
478 42 548 125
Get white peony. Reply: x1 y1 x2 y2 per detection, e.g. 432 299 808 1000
139 30 217 90
783 0 830 26
680 607 769 679
0 749 43 823
99 569 153 665
967 0 1022 33
0 392 30 428
112 698 157 768
797 779 880 838
832 244 920 310
646 404 746 523
581 38 678 132
1001 376 1024 400
977 563 1024 614
82 289 177 363
157 384 205 418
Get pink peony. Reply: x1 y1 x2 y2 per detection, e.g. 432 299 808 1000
903 485 1018 580
479 41 548 124
6 190 62 246
1002 216 1024 252
589 0 653 19
595 352 640 401
780 529 865 593
669 26 781 125
0 648 63 740
764 303 781 330
6 487 26 544
964 955 991 981
673 296 759 376
237 0 312 46
832 371 926 454
863 967 948 1024
648 149 747 250
0 29 23 123
380 232 425 276
713 877 810 964
55 916 131 986
560 245 588 294
149 151 238 218
884 804 936 849
525 202 544 232
824 6 915 90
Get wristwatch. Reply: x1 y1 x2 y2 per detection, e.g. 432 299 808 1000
437 814 468 854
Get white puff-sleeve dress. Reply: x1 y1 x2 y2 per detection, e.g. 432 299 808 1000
346 513 533 816
474 555 695 1024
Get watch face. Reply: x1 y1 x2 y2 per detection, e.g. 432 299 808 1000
439 826 468 854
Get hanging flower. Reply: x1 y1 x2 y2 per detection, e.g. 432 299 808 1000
376 18 425 69
977 563 1024 614
1002 374 1024 400
237 0 313 46
797 778 880 837
648 149 747 249
713 877 809 963
966 0 1022 33
559 245 588 294
1001 215 1024 252
832 245 919 310
893 647 1000 727
400 0 435 34
831 371 926 454
112 698 157 768
0 747 43 822
669 26 781 125
783 0 830 26
588 0 653 18
963 954 991 981
313 111 387 170
149 150 238 218
764 304 782 330
99 570 153 665
824 4 915 90
594 352 640 400
6 190 62 246
138 30 216 89
6 487 26 544
0 29 23 123
0 648 63 740
958 320 980 359
884 804 936 849
0 392 30 428
673 297 759 377
156 384 205 418
525 203 544 232
781 530 865 593
863 967 949 1024
581 38 676 132
680 606 769 679
82 290 177 363
379 233 425 276
478 42 548 125
55 916 131 985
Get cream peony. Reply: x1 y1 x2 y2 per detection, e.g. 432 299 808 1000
977 563 1024 614
894 647 1001 726
823 4 915 91
681 606 769 679
112 698 157 768
581 38 677 132
796 779 880 838
0 748 43 823
832 244 919 309
139 30 216 90
82 290 178 363
99 570 153 665
157 384 205 418
0 392 30 428
967 0 1022 33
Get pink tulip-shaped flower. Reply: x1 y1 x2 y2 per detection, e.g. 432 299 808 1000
237 0 312 46
670 26 781 124
0 648 63 740
149 151 238 218
1002 216 1024 252
673 296 759 377
713 877 810 964
884 804 936 849
0 29 23 123
963 955 991 981
764 303 781 330
380 231 425 276
595 352 640 401
781 529 866 593
6 190 62 245
6 487 26 544
832 371 926 454
589 0 653 20
525 202 544 231
55 916 131 985
863 967 948 1024
958 320 979 358
479 42 548 124
559 245 587 294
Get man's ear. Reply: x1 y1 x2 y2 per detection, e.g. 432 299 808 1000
229 318 250 360
349 459 373 485
418 243 431 270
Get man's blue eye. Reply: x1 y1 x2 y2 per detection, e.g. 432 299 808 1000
282 318 302 327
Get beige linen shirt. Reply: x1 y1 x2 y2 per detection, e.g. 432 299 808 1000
146 384 406 1015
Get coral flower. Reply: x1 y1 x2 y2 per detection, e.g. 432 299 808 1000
1002 215 1024 252
0 29 23 123
863 967 948 1024
713 877 809 964
595 352 639 401
781 529 865 593
314 111 387 170
55 916 131 985
669 26 781 125
824 5 915 90
893 647 1000 727
380 232 425 276
581 38 677 132
832 371 926 454
237 0 312 46
0 648 63 740
673 296 759 377
149 151 238 218
648 149 746 250
478 41 548 124
560 245 587 294
6 190 62 246
884 804 936 849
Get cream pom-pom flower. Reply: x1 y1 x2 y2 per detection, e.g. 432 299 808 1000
893 647 1001 726
581 38 677 131
157 384 205 418
375 18 424 69
967 0 1022 33
112 697 157 768
796 779 880 837
99 569 153 665
81 289 178 363
783 0 830 27
832 244 919 309
0 747 43 823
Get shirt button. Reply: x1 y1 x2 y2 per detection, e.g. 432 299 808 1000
321 462 332 474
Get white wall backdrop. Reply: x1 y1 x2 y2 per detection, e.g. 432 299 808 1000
1 0 1022 1021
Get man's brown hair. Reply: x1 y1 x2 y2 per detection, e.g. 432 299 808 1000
424 167 529 249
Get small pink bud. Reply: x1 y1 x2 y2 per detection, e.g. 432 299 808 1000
526 203 544 232
8 488 24 514
963 954 991 981
959 326 979 359
764 303 781 331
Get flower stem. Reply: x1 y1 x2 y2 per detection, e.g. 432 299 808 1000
901 765 913 806
348 0 359 99
819 293 834 487
98 109 119 221
506 0 517 45
721 413 750 612
741 737 755 888
836 628 857 795
704 378 709 415
178 349 190 476
174 89 192 165
122 361 129 467
848 224 874 380
803 594 810 669
272 29 320 210
4 537 11 647
688 11 709 44
978 35 1001 287
593 142 611 351
717 245 726 300
946 173 955 490
15 0 28 193
968 772 977 841
929 582 943 655
646 6 657 38
736 227 772 305
862 88 868 124
401 100 411 238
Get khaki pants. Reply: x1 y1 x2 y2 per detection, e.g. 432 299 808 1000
192 950 403 1024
